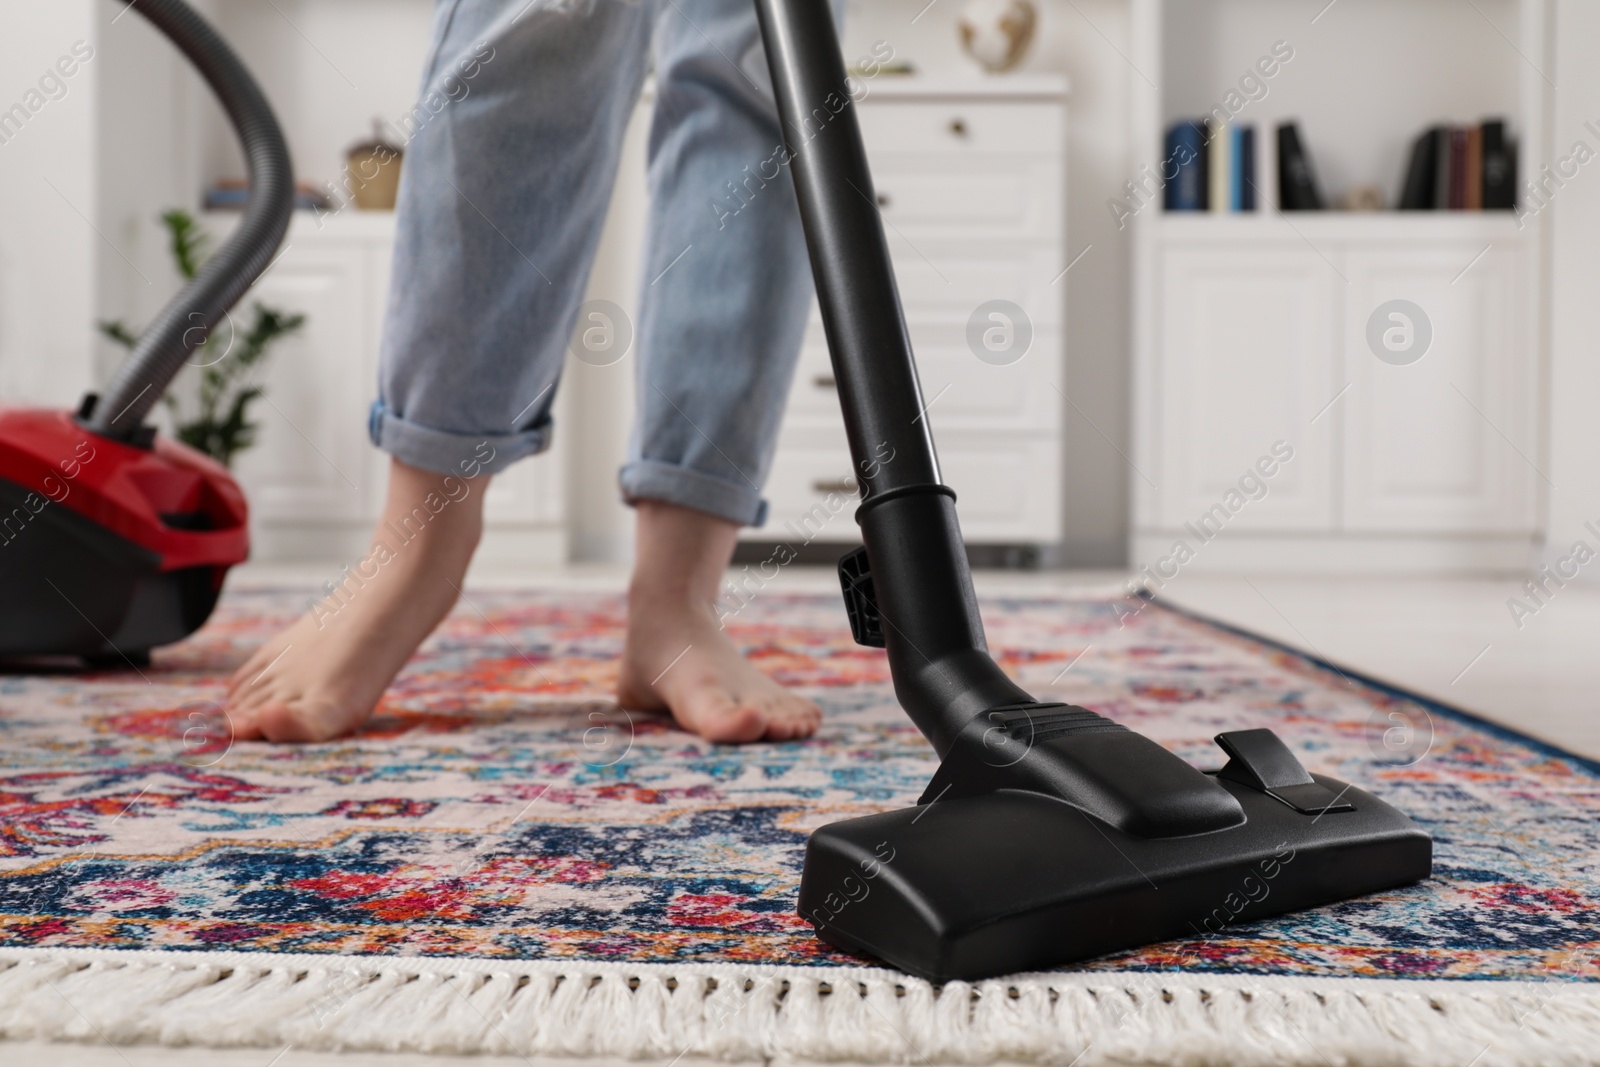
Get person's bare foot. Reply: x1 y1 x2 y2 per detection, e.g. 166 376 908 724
224 463 815 744
616 501 821 742
225 457 485 742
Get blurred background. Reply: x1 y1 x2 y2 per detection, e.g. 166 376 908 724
1 0 1596 589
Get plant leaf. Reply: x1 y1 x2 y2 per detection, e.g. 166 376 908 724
98 320 138 348
161 209 210 280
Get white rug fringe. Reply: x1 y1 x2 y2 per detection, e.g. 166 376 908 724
2 947 1598 1065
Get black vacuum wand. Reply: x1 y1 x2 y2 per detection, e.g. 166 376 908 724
84 0 294 443
753 0 1431 981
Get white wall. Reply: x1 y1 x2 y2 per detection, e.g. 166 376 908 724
94 0 197 384
199 0 437 192
1543 0 1600 580
0 0 99 407
1041 0 1136 567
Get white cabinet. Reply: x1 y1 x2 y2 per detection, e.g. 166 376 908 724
1155 246 1336 532
753 78 1069 545
1342 244 1534 533
1134 216 1540 573
232 241 378 533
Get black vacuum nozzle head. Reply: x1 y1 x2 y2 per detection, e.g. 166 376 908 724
798 720 1430 981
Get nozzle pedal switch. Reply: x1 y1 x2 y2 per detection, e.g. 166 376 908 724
1215 728 1355 815
837 547 884 648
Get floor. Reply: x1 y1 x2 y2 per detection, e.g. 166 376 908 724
8 564 1597 1066
1154 573 1600 763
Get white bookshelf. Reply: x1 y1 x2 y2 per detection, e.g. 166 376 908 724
1128 0 1550 576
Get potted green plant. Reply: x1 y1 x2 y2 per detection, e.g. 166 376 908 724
100 209 305 468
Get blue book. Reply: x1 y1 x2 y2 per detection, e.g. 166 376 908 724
1164 120 1207 211
1238 126 1256 210
1231 126 1243 211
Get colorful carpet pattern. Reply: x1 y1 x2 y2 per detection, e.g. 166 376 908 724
0 587 1596 982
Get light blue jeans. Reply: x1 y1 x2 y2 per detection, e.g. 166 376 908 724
370 0 823 527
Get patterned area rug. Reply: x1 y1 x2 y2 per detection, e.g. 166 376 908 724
1 585 1597 1065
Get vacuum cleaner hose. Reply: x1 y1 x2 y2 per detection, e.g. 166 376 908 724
84 0 293 441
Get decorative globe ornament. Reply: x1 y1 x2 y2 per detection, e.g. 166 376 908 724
957 0 1038 73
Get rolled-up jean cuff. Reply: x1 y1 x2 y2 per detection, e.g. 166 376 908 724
368 400 551 478
619 459 768 527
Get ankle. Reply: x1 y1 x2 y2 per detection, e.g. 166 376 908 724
628 499 740 609
374 457 488 566
627 577 718 622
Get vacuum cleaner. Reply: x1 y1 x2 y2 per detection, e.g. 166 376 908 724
0 0 290 663
752 0 1432 981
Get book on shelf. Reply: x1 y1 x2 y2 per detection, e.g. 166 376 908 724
1162 119 1257 213
1432 127 1453 209
1239 126 1257 211
1276 121 1324 210
1482 120 1517 209
1163 119 1208 211
1448 128 1468 209
1465 126 1484 210
1208 119 1233 213
1399 127 1440 210
1398 118 1517 211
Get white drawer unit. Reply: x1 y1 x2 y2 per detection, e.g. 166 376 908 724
870 158 1064 239
764 429 1063 546
751 76 1070 546
854 98 1065 158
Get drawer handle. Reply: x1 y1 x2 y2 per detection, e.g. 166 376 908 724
948 117 968 137
812 478 857 495
813 374 837 389
875 192 891 208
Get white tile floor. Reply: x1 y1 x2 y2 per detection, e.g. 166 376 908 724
1155 574 1600 763
10 565 1597 1066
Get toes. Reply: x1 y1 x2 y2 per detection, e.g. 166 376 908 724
676 692 766 744
228 679 275 720
764 717 807 741
226 655 266 697
225 670 298 740
764 700 821 741
623 625 820 744
227 644 291 698
227 705 263 741
223 693 268 741
706 705 766 744
254 701 332 744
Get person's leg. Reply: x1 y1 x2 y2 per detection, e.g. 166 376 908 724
229 0 652 741
618 501 819 742
613 0 830 740
228 458 486 741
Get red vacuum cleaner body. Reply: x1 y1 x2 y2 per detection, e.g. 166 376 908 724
0 407 248 662
0 0 291 663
